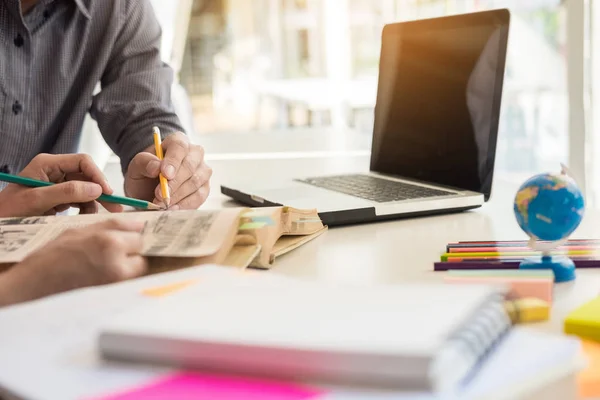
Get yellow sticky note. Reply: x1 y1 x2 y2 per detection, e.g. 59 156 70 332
141 279 200 298
564 297 600 342
579 340 600 398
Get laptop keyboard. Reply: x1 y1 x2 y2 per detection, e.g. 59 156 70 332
297 174 454 203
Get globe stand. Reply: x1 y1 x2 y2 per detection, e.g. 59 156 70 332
519 252 576 283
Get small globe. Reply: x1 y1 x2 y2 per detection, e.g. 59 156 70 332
514 172 585 242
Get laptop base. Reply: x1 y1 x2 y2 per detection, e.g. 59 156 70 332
221 185 481 227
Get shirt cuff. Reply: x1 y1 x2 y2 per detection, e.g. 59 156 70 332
119 121 185 175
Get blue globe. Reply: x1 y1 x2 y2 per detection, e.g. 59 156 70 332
514 173 585 241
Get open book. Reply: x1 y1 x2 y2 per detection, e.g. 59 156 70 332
0 207 327 273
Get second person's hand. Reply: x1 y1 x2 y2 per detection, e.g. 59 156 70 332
0 219 147 306
0 153 123 218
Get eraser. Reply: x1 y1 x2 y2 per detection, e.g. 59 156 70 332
505 297 551 324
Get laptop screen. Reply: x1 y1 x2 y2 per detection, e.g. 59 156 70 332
370 10 509 200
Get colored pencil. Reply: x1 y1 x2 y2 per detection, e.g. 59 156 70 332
434 259 600 271
0 172 161 210
447 245 599 253
153 126 171 209
441 250 600 262
445 255 600 262
448 239 600 247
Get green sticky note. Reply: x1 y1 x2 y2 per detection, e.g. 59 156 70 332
239 222 267 230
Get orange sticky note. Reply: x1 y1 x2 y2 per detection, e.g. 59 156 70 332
579 340 600 398
141 280 199 298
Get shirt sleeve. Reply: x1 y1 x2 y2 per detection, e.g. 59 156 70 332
90 0 186 174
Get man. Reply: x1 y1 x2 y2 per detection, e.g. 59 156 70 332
0 0 211 210
0 153 148 307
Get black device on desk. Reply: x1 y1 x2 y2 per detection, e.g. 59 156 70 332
221 9 510 226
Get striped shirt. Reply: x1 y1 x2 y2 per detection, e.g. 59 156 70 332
0 0 185 175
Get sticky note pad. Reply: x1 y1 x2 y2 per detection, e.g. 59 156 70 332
579 340 600 398
445 270 553 302
90 373 324 400
564 297 600 342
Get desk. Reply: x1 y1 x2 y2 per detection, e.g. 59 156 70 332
214 163 600 336
4 131 592 399
102 129 600 335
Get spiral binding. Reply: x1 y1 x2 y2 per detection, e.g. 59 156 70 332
429 292 511 392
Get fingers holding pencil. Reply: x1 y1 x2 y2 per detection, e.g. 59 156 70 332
153 127 171 209
125 128 210 210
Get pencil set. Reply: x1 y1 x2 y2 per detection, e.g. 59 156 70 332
435 239 600 271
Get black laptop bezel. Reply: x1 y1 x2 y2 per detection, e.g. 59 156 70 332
370 9 511 202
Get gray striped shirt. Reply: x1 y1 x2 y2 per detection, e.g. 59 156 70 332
0 0 185 175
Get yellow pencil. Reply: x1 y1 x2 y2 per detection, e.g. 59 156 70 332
441 249 600 261
153 126 171 208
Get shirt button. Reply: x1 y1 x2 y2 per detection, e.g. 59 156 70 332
0 165 10 174
43 9 50 19
13 34 24 48
12 101 22 115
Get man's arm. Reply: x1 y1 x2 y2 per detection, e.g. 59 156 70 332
90 0 211 209
90 0 184 175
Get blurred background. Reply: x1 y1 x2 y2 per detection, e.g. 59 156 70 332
87 0 600 206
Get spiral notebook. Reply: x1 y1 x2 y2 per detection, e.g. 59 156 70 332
98 268 511 392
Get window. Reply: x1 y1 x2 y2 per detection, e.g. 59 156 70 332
177 0 573 183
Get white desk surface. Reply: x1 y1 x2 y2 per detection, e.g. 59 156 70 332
101 129 600 336
11 130 586 400
211 162 600 336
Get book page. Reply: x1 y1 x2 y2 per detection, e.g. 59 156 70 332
0 208 243 264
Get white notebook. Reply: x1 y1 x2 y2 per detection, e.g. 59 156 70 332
98 268 511 392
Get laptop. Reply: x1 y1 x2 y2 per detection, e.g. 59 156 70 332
221 9 511 226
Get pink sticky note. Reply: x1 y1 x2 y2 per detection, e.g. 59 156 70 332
89 372 325 400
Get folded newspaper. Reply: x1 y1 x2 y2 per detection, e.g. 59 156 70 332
0 207 327 273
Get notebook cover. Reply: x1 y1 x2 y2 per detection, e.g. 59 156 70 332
98 274 509 391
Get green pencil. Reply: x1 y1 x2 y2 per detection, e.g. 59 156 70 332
0 172 162 210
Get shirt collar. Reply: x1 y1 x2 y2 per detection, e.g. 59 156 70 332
72 0 91 19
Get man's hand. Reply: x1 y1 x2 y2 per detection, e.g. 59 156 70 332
0 219 147 307
125 132 212 210
0 154 123 218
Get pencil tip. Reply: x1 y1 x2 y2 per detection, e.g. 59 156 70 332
147 203 162 211
163 198 171 209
